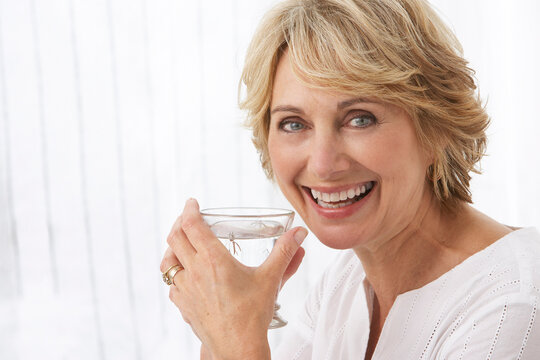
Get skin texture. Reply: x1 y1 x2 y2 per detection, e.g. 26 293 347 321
269 52 433 252
268 51 511 359
160 199 306 360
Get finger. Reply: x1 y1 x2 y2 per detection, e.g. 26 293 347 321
160 247 182 273
167 215 197 268
281 246 305 288
169 285 190 324
181 198 227 255
169 282 204 343
261 227 308 280
161 251 185 287
170 263 186 287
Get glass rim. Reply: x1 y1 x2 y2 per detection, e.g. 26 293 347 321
200 207 294 218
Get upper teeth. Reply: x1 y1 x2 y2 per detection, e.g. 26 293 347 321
310 182 373 203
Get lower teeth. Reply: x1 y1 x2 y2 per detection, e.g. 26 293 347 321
318 200 353 209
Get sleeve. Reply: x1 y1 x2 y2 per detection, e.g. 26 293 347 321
272 266 329 360
439 293 540 360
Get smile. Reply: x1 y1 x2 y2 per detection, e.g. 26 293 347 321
308 181 375 209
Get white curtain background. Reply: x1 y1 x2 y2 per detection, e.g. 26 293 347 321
0 0 538 359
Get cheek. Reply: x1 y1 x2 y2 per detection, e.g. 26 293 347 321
268 130 300 167
268 135 305 204
268 136 292 183
358 128 428 198
376 127 426 173
349 134 406 176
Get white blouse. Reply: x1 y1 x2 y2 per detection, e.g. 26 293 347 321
273 227 540 359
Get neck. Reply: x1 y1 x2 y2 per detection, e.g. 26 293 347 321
354 190 511 351
354 192 480 316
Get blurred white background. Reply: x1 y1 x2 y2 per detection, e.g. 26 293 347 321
0 0 538 359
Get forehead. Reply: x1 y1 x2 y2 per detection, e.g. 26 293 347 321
271 51 349 108
270 51 398 118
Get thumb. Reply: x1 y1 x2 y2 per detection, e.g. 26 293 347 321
261 227 308 279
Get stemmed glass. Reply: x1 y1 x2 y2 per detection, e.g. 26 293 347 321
200 207 295 329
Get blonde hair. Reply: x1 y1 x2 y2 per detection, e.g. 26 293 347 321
239 0 488 212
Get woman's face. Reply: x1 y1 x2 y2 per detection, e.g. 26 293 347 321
268 52 434 250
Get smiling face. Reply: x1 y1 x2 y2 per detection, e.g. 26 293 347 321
268 52 435 250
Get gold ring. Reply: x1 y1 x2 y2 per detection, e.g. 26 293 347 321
168 265 183 285
162 264 183 285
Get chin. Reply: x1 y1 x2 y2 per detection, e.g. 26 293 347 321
307 225 369 250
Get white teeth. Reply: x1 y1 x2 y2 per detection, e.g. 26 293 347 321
322 192 330 202
318 199 353 209
310 181 375 206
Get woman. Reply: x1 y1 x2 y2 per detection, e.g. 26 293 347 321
160 0 540 358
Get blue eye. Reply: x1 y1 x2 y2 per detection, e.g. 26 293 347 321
349 114 375 128
280 120 305 132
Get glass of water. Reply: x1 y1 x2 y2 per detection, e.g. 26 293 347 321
200 207 295 329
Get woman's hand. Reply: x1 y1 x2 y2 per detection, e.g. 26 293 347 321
160 199 307 360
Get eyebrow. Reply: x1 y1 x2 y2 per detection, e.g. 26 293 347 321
270 97 377 115
337 97 373 110
270 105 304 115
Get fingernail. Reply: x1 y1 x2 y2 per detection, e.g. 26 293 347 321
294 228 308 245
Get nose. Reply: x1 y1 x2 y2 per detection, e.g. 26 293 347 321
307 131 350 180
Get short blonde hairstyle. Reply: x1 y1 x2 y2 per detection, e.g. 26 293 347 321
239 0 489 212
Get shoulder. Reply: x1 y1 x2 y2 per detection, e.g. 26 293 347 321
486 227 540 296
382 228 540 359
441 227 540 297
438 227 540 359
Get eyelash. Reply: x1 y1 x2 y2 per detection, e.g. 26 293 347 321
277 112 377 133
278 119 306 132
348 113 377 128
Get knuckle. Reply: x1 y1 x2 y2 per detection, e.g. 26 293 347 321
168 216 183 240
181 215 197 231
166 233 175 246
160 260 167 273
172 215 182 227
279 243 296 260
175 215 183 226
